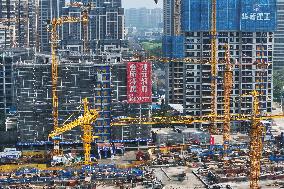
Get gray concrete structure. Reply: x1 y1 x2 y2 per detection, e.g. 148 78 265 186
14 58 111 142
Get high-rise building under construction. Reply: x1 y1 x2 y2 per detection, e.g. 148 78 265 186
163 0 276 131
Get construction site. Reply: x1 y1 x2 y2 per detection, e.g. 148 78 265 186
0 0 283 188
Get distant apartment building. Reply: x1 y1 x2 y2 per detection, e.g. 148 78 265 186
61 0 127 54
274 0 284 69
125 8 163 29
163 0 174 36
14 0 38 48
163 0 276 131
0 0 64 51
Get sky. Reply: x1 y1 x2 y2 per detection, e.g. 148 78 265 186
122 0 163 9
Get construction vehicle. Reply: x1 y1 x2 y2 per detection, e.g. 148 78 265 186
48 98 99 166
136 150 150 161
48 16 86 156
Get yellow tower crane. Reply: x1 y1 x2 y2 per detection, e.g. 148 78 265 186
210 0 218 134
111 98 284 189
238 90 284 189
48 16 85 156
249 90 264 189
223 44 233 158
49 98 99 165
66 2 95 53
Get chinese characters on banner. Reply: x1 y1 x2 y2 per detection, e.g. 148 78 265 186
242 12 271 21
210 136 215 145
127 62 152 104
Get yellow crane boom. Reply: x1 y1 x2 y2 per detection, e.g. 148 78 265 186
49 98 99 165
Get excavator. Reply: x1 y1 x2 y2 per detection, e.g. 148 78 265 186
48 98 99 166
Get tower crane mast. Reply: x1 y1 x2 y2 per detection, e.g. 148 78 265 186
249 91 264 189
210 0 218 134
48 16 84 156
223 44 233 158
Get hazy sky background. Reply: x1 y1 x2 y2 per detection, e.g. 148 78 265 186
122 0 163 9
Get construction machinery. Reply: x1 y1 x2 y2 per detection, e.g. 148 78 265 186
112 94 284 189
66 2 95 53
210 0 218 135
248 91 264 189
223 44 233 159
48 16 84 156
49 98 99 166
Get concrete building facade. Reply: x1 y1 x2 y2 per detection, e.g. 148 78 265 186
110 61 152 143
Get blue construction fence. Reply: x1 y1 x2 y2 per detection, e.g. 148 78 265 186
181 0 276 32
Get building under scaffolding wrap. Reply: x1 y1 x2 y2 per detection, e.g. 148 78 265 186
13 59 111 143
163 0 276 131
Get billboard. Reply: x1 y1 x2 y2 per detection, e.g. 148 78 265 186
127 62 152 104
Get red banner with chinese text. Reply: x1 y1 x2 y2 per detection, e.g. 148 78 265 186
127 62 152 104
